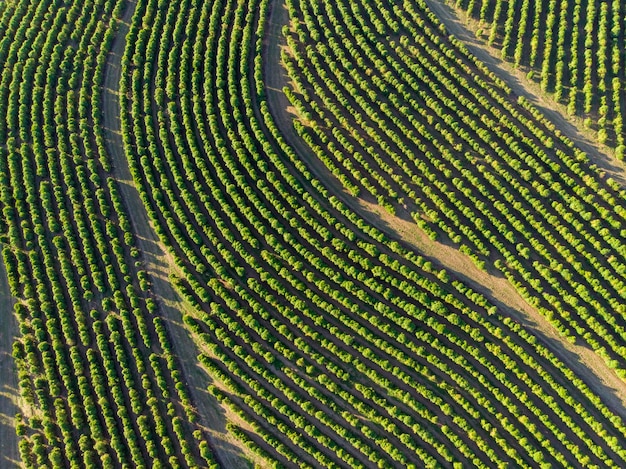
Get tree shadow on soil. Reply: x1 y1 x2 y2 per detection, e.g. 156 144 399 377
0 380 21 468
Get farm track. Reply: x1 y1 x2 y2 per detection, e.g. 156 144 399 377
263 0 626 421
425 0 626 186
102 1 246 468
0 245 19 468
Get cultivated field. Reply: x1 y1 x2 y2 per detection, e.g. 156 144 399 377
2 0 626 467
448 0 626 154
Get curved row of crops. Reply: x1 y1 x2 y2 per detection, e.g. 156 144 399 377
283 0 626 382
0 0 213 467
451 0 625 153
119 0 626 466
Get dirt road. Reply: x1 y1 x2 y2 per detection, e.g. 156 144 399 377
0 245 19 467
101 1 246 467
263 0 626 421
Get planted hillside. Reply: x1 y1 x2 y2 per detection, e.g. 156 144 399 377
0 0 214 467
283 0 626 379
118 0 626 466
448 0 625 154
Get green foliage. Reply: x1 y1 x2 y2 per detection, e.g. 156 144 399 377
0 0 206 466
116 0 626 466
453 0 625 150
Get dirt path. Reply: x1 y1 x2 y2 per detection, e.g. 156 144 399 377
102 2 247 468
0 245 20 467
263 0 626 421
424 0 626 186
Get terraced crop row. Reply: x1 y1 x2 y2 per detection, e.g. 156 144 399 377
452 0 625 153
0 0 212 467
119 0 626 466
283 0 626 382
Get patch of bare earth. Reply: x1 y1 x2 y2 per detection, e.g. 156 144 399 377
0 246 20 467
